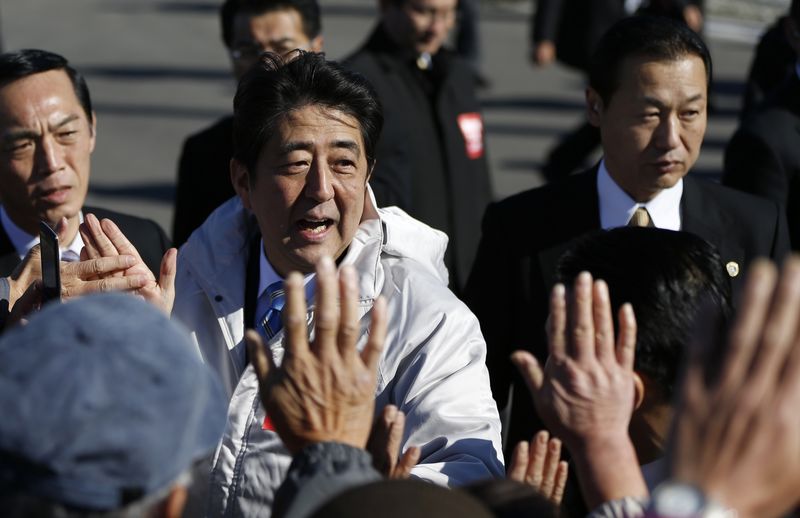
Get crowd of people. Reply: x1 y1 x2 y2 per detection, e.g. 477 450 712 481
0 0 799 517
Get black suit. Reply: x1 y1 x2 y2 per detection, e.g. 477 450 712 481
723 73 800 250
172 116 235 247
0 207 171 278
345 25 492 292
464 167 790 454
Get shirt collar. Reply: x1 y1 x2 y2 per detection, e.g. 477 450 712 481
0 206 85 260
597 160 683 231
257 238 316 302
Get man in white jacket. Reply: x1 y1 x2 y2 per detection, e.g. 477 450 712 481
171 51 504 516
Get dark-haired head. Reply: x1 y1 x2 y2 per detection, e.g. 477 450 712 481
0 49 92 122
588 15 712 106
220 0 321 48
232 51 382 177
556 227 732 401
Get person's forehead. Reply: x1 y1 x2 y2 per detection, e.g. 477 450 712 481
612 54 708 99
405 0 458 10
270 105 365 150
232 8 310 44
0 69 85 126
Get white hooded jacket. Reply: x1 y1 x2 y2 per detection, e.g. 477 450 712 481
173 194 504 516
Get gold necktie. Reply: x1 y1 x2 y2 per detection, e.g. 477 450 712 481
628 207 652 227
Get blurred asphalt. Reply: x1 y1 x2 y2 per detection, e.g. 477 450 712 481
0 0 784 236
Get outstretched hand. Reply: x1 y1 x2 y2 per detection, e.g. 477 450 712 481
366 405 421 479
508 430 568 506
79 213 176 314
511 272 646 509
248 256 388 455
667 258 800 518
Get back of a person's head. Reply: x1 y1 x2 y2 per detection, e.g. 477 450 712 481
556 227 732 401
220 0 322 48
0 48 92 120
232 50 383 173
0 294 227 516
588 15 712 105
310 479 494 518
466 479 558 518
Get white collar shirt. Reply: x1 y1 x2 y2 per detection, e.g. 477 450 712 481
0 206 85 261
597 160 683 231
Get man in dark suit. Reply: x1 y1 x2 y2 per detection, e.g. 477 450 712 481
171 0 323 246
468 16 789 455
531 0 704 180
0 49 169 278
344 0 492 293
723 0 800 250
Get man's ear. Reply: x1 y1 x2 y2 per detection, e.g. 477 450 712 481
88 111 97 153
230 158 253 211
310 35 324 53
586 88 604 128
154 484 188 518
633 371 645 411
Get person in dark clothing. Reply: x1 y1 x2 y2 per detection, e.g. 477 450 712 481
344 0 492 293
171 0 323 246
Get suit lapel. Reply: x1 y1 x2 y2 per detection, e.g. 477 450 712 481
0 224 21 277
681 177 745 285
537 169 602 288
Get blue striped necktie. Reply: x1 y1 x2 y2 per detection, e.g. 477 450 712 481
259 281 286 340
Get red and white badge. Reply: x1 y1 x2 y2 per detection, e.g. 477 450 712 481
457 112 484 160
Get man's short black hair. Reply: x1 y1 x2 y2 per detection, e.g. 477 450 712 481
791 0 800 25
220 0 322 48
0 49 92 123
588 15 712 105
232 51 383 176
556 227 732 401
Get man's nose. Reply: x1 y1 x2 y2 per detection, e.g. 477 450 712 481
654 115 681 150
35 136 65 174
304 161 334 202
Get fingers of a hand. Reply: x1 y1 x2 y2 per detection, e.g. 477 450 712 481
511 350 544 395
525 430 549 487
158 248 178 314
747 258 800 390
393 446 420 480
551 461 569 505
508 441 529 481
719 260 777 390
65 255 136 279
568 272 595 363
361 296 387 372
592 279 616 364
311 256 339 358
547 283 567 360
336 265 360 359
246 329 275 392
10 281 42 321
85 213 120 257
78 220 101 260
284 272 310 359
616 303 637 371
62 275 149 298
386 409 406 459
540 437 562 496
100 218 144 262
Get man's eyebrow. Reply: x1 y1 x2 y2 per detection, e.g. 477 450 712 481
279 141 313 154
51 114 81 130
3 114 82 142
331 139 361 158
642 94 705 108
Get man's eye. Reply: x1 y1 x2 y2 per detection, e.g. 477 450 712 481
7 141 32 153
682 110 700 119
58 131 78 140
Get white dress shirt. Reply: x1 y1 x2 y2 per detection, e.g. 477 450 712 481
0 206 85 261
596 160 683 231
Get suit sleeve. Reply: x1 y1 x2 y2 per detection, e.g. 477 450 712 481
722 128 788 206
463 202 515 412
532 0 564 45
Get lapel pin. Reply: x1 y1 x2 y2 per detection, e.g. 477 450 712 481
726 261 740 278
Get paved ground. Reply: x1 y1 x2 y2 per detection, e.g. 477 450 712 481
0 0 780 236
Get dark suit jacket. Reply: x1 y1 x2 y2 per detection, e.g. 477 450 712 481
464 167 790 454
345 25 492 292
723 72 800 250
172 115 235 247
0 206 171 278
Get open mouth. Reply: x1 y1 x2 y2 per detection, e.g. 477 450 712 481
296 218 334 236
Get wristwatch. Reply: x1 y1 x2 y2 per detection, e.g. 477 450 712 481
646 482 730 518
